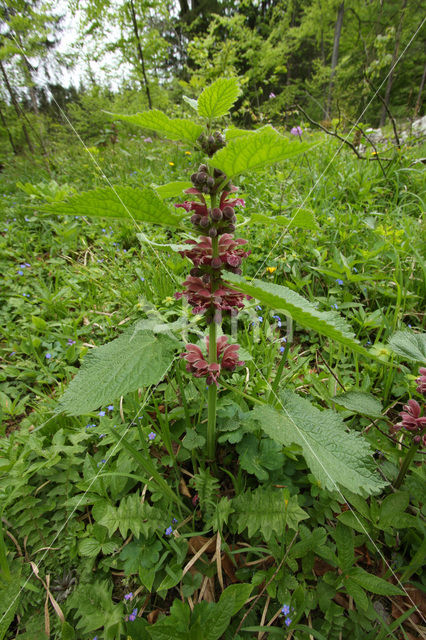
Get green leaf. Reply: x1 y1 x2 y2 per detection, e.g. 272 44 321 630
78 537 102 557
106 109 203 144
378 491 411 529
210 125 313 178
182 428 206 450
236 434 284 481
250 392 387 496
183 95 198 111
332 391 383 417
61 621 76 640
224 126 256 141
0 572 21 640
343 578 369 612
58 326 176 416
388 330 426 363
154 181 193 199
210 497 234 533
233 487 308 541
333 523 354 572
41 186 183 228
225 274 372 359
197 78 240 120
337 510 373 535
203 583 253 640
92 495 164 539
250 209 317 230
348 567 404 596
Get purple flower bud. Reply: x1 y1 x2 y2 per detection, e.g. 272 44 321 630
199 217 210 228
222 206 235 220
211 257 222 269
190 214 201 226
210 208 223 221
208 227 217 238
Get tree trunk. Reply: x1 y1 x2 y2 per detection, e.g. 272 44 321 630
413 61 426 119
129 0 152 109
379 0 408 127
325 1 345 120
0 102 18 154
0 59 34 153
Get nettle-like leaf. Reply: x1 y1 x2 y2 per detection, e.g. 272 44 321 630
42 186 183 228
332 391 383 417
250 392 387 496
106 109 203 144
388 330 426 363
92 495 163 539
226 274 372 358
210 125 313 177
58 327 177 416
233 487 308 541
154 180 193 199
224 126 256 141
197 77 241 119
250 209 317 230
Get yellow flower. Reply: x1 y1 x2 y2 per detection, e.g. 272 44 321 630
185 151 191 155
371 151 377 156
266 266 277 274
169 162 175 166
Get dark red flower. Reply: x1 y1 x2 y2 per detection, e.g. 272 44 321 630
416 367 426 395
181 337 244 385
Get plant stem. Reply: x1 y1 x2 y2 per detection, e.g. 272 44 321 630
268 340 291 404
207 318 218 460
394 440 419 489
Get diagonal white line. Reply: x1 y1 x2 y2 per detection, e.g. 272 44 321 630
251 16 426 282
0 357 177 626
250 356 425 621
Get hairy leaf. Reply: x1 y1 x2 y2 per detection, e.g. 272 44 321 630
332 391 383 417
250 392 387 496
224 126 256 140
197 78 241 119
154 181 193 199
210 125 313 177
41 186 183 228
233 487 308 541
388 330 426 363
58 327 176 416
106 109 203 144
225 274 372 358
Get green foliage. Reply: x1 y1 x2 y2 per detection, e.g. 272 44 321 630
41 186 184 228
196 77 241 119
106 109 203 144
0 572 21 640
388 330 426 363
226 274 372 358
250 208 317 230
58 326 177 415
232 487 308 541
210 125 313 177
332 391 383 417
92 494 164 538
250 392 387 496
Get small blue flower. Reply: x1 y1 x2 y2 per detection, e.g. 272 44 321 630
331 303 338 310
107 405 114 411
17 270 24 276
408 324 412 328
45 353 52 359
258 316 263 322
172 517 178 524
98 410 106 417
272 315 281 320
281 605 290 615
352 267 358 272
124 592 133 601
280 346 285 353
67 338 76 345
165 526 173 536
336 279 344 285
97 459 106 467
99 434 106 439
148 432 156 440
256 305 262 310
128 606 138 621
285 617 292 627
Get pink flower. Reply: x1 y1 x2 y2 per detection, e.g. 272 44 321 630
175 276 250 317
416 367 426 395
392 399 426 446
269 92 276 99
181 337 244 385
290 126 303 137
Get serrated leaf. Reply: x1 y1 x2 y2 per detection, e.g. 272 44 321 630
250 392 387 496
92 496 163 539
210 125 313 177
343 578 369 612
250 209 317 230
154 181 193 199
183 95 198 111
225 274 372 358
388 330 426 363
210 497 234 533
224 126 256 140
182 428 206 450
233 487 308 541
332 391 383 417
333 523 354 572
348 567 404 595
106 109 203 144
197 78 240 119
58 326 176 416
78 537 102 557
41 186 183 228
